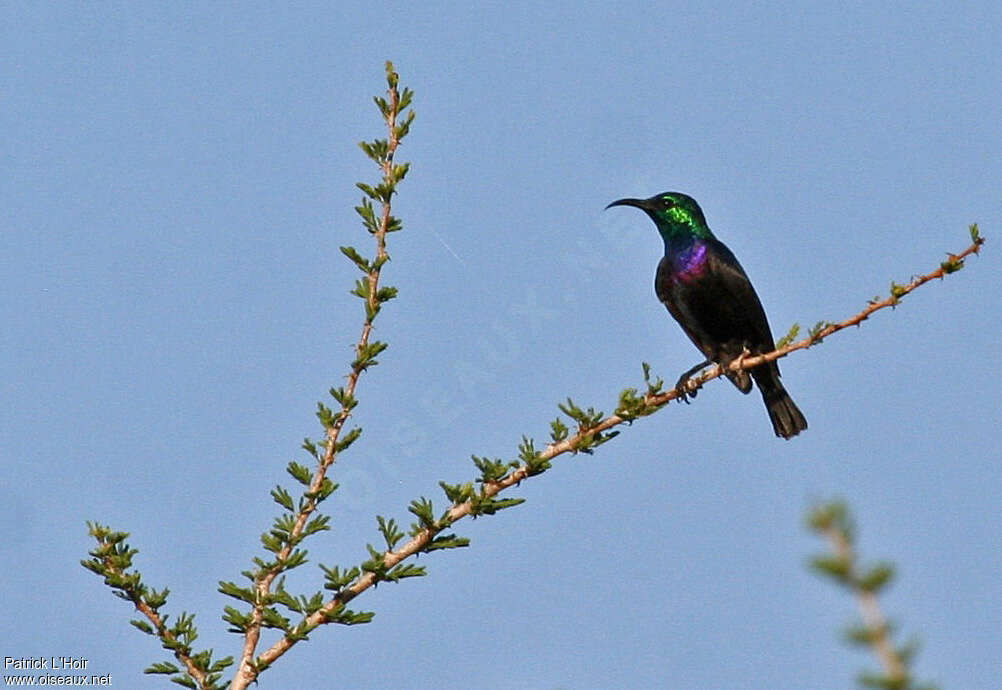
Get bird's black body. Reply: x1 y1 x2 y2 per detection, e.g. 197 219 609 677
607 192 807 439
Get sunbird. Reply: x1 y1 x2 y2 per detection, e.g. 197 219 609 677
607 192 807 439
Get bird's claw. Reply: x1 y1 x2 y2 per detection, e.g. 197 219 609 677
673 359 711 403
731 347 751 372
674 373 699 404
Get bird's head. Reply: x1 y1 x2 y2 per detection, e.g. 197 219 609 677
605 191 711 240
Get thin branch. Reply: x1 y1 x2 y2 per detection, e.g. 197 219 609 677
249 233 986 674
670 234 986 399
81 524 230 689
806 501 937 689
822 523 908 682
230 68 406 690
133 601 211 687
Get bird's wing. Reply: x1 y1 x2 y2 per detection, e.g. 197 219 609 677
703 239 777 351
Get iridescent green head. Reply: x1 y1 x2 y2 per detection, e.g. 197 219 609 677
605 191 714 241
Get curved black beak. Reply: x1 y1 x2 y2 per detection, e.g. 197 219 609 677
605 197 649 211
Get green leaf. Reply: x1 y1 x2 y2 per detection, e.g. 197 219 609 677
209 657 234 673
391 162 410 183
587 429 619 451
130 619 154 635
616 387 651 421
330 386 358 411
940 256 964 274
775 322 800 349
144 587 169 609
407 497 435 529
336 427 362 452
356 180 378 199
550 417 569 442
809 555 851 583
376 286 398 302
641 361 664 395
385 563 426 582
260 606 291 631
385 60 398 88
354 198 378 232
350 277 370 299
320 564 360 592
471 455 516 483
394 110 415 140
558 398 604 429
304 477 337 504
845 623 884 647
857 670 908 690
353 340 389 370
398 87 413 112
424 533 470 552
360 544 388 578
808 320 832 342
385 215 403 233
222 606 252 633
339 245 371 273
286 462 312 486
377 516 404 550
858 562 895 593
358 139 388 162
471 496 525 516
144 661 180 675
297 592 326 616
303 513 331 537
334 608 375 626
315 402 336 429
806 501 853 540
271 485 294 512
557 397 584 422
218 581 256 604
519 436 549 476
439 480 475 504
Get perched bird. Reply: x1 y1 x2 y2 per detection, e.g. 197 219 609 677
606 192 807 439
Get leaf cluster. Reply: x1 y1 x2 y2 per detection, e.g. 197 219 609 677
81 523 233 690
218 455 341 647
806 502 938 690
616 362 666 421
552 398 619 453
776 323 800 349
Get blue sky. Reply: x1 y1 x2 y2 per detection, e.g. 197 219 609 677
2 2 1000 688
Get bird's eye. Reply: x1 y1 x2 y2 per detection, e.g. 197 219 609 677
662 198 675 208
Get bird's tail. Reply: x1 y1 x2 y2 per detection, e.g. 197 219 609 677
753 368 807 440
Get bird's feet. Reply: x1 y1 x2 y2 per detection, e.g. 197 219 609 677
673 359 711 404
730 347 752 373
673 372 699 403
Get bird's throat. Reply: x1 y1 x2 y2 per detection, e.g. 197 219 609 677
667 238 710 283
